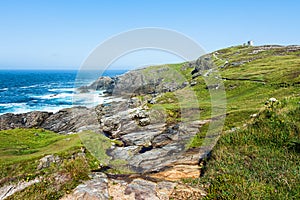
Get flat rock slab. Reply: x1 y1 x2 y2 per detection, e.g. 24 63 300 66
61 173 206 200
0 178 40 200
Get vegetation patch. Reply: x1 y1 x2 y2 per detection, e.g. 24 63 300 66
187 99 300 199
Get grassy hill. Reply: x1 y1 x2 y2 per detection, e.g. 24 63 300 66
1 45 299 199
141 45 300 198
180 45 300 199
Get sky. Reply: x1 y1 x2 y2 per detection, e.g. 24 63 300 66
0 0 299 70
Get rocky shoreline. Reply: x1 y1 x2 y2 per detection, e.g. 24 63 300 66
0 56 215 199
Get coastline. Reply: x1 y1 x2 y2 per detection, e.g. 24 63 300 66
0 69 127 115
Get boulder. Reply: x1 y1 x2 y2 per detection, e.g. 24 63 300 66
61 173 109 200
139 118 150 126
37 155 61 170
132 109 148 119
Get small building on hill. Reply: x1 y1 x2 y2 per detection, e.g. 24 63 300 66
247 40 254 46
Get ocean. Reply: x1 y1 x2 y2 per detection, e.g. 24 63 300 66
0 70 127 115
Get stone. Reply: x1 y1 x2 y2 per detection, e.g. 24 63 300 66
124 179 160 200
37 155 61 170
63 174 205 200
269 97 277 102
192 72 202 79
170 184 207 200
0 111 52 130
250 113 258 118
133 109 148 119
139 118 150 126
128 97 141 108
61 173 109 200
107 146 140 161
120 129 161 146
190 81 197 86
101 116 121 135
148 99 156 104
150 164 201 181
0 178 40 200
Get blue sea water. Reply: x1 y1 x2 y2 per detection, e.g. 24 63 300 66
0 70 127 115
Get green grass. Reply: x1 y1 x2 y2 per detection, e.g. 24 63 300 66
150 45 300 198
8 156 91 200
0 128 96 199
185 98 300 199
0 128 73 157
79 130 111 166
0 129 83 181
2 45 300 199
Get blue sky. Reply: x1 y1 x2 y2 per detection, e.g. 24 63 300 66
0 0 299 70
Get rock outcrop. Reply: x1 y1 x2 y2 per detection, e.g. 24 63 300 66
78 76 115 94
80 65 189 96
0 59 216 199
61 172 207 200
0 107 100 134
91 99 211 176
37 155 61 170
0 178 41 200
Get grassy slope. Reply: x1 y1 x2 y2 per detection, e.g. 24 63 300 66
1 45 299 199
0 129 128 199
178 46 300 199
198 98 300 199
0 129 82 179
153 45 299 127
0 129 102 199
149 45 299 198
